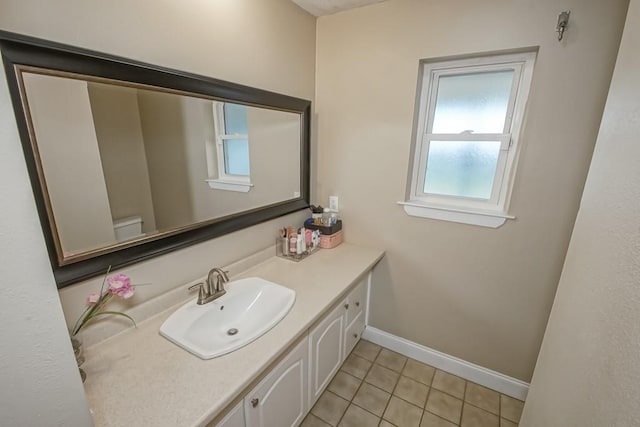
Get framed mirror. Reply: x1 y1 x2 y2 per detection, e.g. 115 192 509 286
0 31 310 288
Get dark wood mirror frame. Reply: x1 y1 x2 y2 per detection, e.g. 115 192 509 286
0 31 311 288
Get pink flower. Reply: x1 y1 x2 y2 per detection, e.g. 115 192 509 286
86 292 100 306
107 274 135 299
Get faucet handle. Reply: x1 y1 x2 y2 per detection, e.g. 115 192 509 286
188 282 204 292
188 282 207 304
220 269 230 282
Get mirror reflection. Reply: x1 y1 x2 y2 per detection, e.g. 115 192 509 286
21 71 301 259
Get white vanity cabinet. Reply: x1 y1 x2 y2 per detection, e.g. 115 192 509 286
215 272 371 427
243 336 309 427
308 274 369 407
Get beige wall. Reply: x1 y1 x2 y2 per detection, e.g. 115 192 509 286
316 0 628 381
88 83 157 234
23 73 117 255
0 0 315 425
521 1 640 424
138 90 195 230
246 107 301 207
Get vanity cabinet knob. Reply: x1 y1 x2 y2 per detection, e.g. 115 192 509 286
353 333 358 339
355 301 360 307
251 398 259 408
344 303 349 310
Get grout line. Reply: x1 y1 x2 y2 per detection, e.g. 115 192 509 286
463 401 501 418
458 381 468 425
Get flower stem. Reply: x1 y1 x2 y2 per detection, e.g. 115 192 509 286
72 293 113 336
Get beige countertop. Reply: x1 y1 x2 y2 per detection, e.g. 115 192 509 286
83 243 384 427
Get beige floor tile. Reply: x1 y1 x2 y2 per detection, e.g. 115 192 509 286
341 354 372 379
500 395 524 423
328 371 362 401
432 370 466 399
461 403 499 427
352 382 391 417
393 376 429 408
500 418 517 427
421 411 458 427
353 340 382 361
380 421 396 427
365 364 400 393
465 382 499 415
311 391 350 426
383 396 423 427
302 413 332 427
338 404 380 427
376 348 408 373
425 389 463 425
403 359 436 386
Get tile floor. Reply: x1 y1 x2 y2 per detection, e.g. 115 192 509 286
302 340 524 427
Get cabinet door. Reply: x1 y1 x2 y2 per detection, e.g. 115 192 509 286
214 400 245 427
245 336 309 427
308 301 346 407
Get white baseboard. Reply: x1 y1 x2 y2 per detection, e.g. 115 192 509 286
361 326 529 401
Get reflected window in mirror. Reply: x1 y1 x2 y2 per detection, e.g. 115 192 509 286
208 102 253 192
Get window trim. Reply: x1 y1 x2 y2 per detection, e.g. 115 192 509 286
403 50 536 227
206 101 253 192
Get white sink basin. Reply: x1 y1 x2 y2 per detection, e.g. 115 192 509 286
160 277 295 359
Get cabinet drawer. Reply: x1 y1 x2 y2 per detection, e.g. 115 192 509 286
346 278 367 326
344 311 365 358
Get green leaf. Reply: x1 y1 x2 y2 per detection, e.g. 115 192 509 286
92 311 137 327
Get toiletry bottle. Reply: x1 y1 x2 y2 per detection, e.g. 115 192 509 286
305 228 313 249
297 233 304 255
289 231 297 253
322 208 331 226
311 206 324 225
330 212 338 226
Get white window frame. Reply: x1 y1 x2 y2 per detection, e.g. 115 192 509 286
400 51 536 227
205 101 253 192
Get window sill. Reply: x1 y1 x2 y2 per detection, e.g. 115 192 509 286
397 201 514 228
206 179 254 193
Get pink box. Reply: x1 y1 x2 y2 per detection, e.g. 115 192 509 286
319 230 343 249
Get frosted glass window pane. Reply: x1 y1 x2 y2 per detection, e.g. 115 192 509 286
223 139 249 176
432 70 514 134
424 140 500 199
223 103 248 135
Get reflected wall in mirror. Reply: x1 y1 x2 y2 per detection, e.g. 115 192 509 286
1 31 310 287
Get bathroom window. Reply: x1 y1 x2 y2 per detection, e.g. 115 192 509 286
402 51 536 227
206 102 253 192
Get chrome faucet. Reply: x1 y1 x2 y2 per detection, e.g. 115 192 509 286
188 267 229 305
